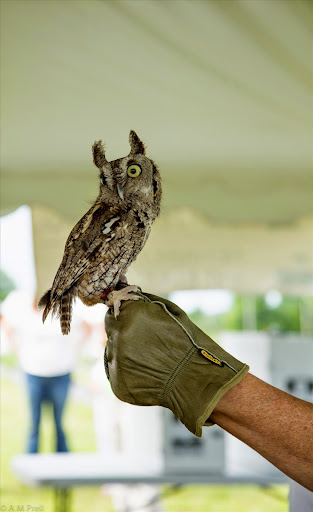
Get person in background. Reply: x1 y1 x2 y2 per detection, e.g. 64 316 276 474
3 290 89 453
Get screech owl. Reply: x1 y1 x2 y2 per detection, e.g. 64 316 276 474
38 130 162 335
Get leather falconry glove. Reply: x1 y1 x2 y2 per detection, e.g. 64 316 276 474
104 289 249 437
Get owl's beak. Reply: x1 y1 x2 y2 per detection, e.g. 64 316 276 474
117 183 124 201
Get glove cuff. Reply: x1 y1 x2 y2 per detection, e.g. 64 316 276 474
162 349 249 437
196 363 250 434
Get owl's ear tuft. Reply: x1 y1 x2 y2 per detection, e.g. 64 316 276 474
92 140 107 169
129 130 146 155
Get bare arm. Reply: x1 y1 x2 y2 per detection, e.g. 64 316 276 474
210 373 313 491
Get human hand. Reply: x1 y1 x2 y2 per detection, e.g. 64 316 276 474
104 288 249 437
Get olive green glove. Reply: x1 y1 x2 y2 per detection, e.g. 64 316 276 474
104 289 249 437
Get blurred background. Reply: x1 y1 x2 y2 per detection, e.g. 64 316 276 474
1 0 312 511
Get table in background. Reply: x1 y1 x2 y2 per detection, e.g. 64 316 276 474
11 453 288 512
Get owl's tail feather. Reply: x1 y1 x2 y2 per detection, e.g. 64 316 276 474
60 291 73 336
38 289 53 323
38 287 76 335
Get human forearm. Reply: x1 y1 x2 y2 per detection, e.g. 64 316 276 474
210 373 313 491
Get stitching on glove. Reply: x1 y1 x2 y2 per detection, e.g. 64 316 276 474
160 345 197 404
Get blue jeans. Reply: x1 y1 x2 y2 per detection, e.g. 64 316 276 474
25 373 71 453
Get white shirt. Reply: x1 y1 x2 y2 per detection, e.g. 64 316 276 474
3 291 83 377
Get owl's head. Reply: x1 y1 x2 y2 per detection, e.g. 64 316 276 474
92 131 161 216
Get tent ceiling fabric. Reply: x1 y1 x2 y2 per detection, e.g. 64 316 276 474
2 0 313 295
1 0 312 223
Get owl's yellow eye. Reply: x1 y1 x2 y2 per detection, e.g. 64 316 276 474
127 164 142 178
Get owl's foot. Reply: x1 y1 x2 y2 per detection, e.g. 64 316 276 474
105 285 142 318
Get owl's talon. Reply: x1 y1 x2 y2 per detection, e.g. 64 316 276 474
106 285 142 318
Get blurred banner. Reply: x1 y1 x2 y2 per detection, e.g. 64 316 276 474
31 205 313 298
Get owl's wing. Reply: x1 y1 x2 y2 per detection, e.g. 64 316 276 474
51 202 122 298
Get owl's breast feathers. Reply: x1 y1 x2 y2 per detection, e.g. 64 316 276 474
78 207 151 305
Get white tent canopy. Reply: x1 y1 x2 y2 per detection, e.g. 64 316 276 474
1 0 312 295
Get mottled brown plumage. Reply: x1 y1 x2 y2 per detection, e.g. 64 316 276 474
39 131 162 334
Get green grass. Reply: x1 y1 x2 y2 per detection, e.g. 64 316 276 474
163 485 288 512
0 374 289 512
